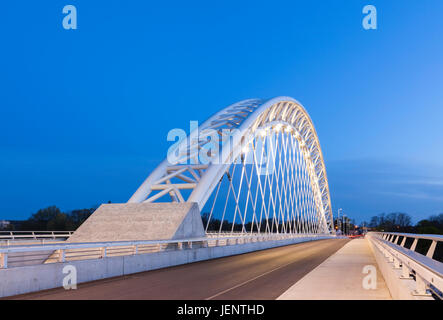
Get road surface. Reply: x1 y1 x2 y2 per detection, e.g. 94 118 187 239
9 238 349 300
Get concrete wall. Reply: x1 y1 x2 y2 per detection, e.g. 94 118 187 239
0 236 332 298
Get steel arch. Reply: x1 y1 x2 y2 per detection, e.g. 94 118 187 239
128 97 334 233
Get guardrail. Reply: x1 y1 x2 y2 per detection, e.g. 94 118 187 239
0 233 331 269
0 231 74 241
367 232 443 299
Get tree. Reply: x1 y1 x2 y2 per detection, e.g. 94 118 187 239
416 218 442 234
18 206 96 231
21 206 62 230
67 208 95 229
367 212 412 232
47 212 69 230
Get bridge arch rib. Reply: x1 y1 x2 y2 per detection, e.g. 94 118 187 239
128 96 334 235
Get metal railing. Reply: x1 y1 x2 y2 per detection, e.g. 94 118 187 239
0 233 332 269
0 231 73 241
368 232 443 299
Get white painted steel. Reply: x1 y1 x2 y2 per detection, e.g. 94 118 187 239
0 231 73 240
128 97 334 234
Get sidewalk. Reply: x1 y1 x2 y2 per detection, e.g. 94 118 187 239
278 238 392 300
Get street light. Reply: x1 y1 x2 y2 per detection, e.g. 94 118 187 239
338 208 343 235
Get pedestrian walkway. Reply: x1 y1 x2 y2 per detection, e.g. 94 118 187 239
278 238 392 300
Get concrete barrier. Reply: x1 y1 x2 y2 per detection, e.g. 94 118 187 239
367 236 433 300
0 236 332 298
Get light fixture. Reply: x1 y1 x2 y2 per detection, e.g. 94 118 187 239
260 129 267 137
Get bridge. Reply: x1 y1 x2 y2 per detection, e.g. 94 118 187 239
0 97 442 300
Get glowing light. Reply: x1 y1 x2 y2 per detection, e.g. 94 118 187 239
260 129 267 137
274 124 282 132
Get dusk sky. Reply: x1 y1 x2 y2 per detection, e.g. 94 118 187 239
1 1 442 224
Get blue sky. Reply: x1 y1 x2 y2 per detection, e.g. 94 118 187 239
1 1 442 223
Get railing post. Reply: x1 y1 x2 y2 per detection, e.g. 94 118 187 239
426 240 437 259
0 253 7 269
410 238 418 251
383 248 390 258
393 257 400 269
414 275 428 296
58 249 65 263
100 247 107 258
400 236 407 247
401 263 411 279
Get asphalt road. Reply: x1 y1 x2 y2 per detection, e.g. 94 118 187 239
10 238 349 300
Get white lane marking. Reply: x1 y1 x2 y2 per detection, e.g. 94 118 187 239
205 259 301 300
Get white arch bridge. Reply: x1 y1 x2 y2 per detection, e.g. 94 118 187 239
128 96 334 237
1 97 442 300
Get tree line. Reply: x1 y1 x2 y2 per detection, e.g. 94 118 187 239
364 212 443 234
2 206 442 235
1 206 96 231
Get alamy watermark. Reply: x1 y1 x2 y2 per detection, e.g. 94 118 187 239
62 5 77 30
165 121 300 175
62 265 77 290
362 5 377 30
362 265 377 290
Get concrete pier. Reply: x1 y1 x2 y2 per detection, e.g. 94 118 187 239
68 202 205 243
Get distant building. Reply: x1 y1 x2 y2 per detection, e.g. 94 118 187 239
0 220 11 229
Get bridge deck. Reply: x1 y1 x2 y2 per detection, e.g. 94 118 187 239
7 239 348 300
278 238 392 300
